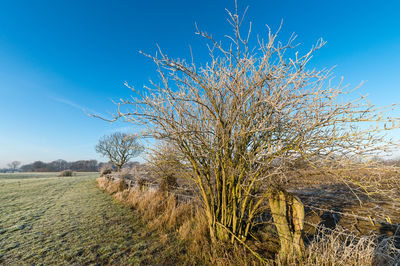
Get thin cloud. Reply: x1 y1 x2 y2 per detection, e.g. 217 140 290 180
105 126 134 133
52 96 85 110
50 96 98 115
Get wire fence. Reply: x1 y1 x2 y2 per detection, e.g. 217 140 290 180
124 177 400 233
108 172 400 235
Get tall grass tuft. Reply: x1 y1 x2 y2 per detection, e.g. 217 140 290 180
97 177 126 194
58 169 73 177
284 227 400 266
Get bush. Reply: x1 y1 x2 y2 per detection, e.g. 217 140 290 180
114 167 133 180
100 164 113 177
59 169 73 177
159 174 178 193
136 177 149 191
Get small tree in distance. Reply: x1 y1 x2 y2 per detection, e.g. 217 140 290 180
95 132 143 171
8 161 21 172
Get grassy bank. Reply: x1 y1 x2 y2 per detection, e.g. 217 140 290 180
0 173 180 265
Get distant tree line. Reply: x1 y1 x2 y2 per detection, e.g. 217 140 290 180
12 159 140 172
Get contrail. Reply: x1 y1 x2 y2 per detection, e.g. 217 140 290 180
50 96 97 115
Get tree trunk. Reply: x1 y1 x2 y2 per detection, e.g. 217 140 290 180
269 189 305 262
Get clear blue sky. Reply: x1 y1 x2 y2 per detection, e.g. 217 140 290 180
1 0 399 167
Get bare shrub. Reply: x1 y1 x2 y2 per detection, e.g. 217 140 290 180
136 177 149 191
94 4 400 262
112 167 133 181
146 144 186 192
59 169 73 177
159 175 178 193
100 164 113 177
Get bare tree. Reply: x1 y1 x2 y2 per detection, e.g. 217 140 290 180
95 132 143 171
145 143 189 192
94 6 399 262
54 159 69 171
7 161 21 172
147 143 185 180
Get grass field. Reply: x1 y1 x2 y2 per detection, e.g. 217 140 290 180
0 172 181 265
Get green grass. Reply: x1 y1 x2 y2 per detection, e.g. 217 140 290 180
0 172 181 265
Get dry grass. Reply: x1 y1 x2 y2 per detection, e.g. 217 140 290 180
99 178 217 264
58 169 73 177
114 187 199 233
97 174 400 265
97 177 127 194
96 176 110 190
99 178 275 265
291 227 400 266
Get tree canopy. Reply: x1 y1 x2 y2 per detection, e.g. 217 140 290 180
95 132 143 171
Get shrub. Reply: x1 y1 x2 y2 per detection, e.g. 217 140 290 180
114 167 133 180
159 174 178 193
101 5 400 261
136 177 149 191
59 169 73 177
100 164 113 177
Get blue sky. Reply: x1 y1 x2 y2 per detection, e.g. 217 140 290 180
0 0 399 167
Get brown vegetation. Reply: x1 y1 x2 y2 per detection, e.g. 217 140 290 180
97 168 400 265
97 176 127 194
97 176 261 264
58 169 74 177
99 163 113 177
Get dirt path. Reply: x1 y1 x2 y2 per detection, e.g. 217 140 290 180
0 173 179 265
